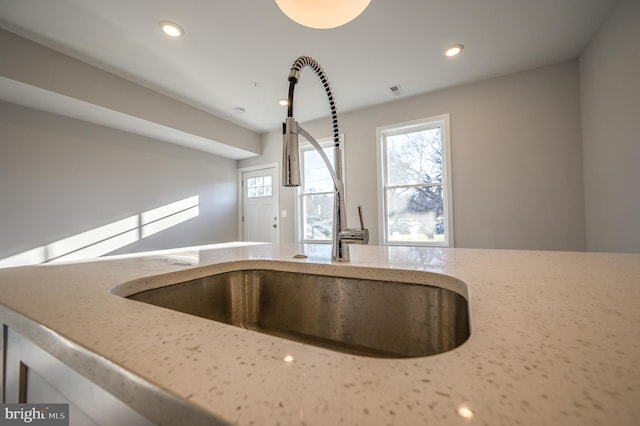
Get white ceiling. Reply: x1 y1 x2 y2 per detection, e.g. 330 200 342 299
0 0 618 134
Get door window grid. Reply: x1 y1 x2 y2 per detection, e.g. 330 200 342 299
246 176 272 198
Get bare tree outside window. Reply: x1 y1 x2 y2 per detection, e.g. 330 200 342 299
380 115 453 246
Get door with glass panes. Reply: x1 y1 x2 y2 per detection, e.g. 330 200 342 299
242 167 278 242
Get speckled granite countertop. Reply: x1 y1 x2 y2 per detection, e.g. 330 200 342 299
0 243 639 425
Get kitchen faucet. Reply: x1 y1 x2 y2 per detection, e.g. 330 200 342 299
281 56 368 261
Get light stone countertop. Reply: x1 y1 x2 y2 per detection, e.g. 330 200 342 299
0 242 639 425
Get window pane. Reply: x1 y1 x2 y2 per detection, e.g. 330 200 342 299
302 193 334 241
386 186 445 243
297 138 343 243
263 177 272 197
386 128 442 186
246 175 272 198
303 147 335 193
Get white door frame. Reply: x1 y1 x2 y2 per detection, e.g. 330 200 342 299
237 163 279 242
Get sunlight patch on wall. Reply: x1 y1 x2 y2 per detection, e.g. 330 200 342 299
49 216 140 263
0 196 200 268
0 246 47 267
141 196 199 238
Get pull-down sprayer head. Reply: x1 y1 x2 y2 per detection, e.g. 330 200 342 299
281 61 303 187
282 117 301 187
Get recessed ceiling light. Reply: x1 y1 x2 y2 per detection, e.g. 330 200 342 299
445 44 464 57
160 21 184 38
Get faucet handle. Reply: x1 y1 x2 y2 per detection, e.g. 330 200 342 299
339 205 368 245
358 205 369 244
357 205 365 230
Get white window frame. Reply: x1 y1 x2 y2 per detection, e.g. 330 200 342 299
296 135 346 244
376 114 454 247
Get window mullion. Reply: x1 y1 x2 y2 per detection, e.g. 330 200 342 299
385 183 443 190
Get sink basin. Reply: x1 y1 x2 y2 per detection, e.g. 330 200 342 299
126 269 469 358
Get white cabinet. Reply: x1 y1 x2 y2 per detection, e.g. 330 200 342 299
2 326 154 426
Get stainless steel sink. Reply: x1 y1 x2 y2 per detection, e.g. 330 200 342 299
126 269 469 358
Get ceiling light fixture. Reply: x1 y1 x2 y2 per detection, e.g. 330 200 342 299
160 21 184 38
445 44 464 57
278 98 289 106
275 0 371 29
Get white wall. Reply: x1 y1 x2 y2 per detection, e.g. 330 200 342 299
0 101 239 265
241 60 587 251
580 0 640 253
